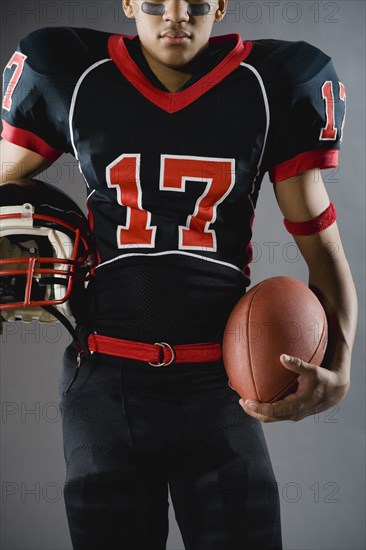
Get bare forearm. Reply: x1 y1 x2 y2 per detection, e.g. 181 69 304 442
257 170 357 421
304 237 357 381
0 139 51 184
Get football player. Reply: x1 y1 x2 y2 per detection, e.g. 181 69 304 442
0 0 357 549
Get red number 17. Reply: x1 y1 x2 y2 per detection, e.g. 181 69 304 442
106 154 235 251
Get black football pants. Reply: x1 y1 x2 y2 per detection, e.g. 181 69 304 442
59 341 283 550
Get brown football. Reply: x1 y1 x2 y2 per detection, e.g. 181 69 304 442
222 277 328 403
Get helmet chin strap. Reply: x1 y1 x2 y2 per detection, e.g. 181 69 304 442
42 305 79 343
42 304 85 395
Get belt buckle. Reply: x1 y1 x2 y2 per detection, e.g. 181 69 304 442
149 342 175 367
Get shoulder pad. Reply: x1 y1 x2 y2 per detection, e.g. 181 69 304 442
19 26 111 76
274 40 331 85
247 39 331 86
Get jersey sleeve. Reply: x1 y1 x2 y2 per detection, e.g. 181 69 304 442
1 28 79 161
263 42 346 183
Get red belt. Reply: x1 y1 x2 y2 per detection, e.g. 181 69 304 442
87 333 222 366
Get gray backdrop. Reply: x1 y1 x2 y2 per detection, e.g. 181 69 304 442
1 1 365 549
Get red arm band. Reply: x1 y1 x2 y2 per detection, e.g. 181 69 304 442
284 202 337 236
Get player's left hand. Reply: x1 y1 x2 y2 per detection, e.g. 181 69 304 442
239 353 350 422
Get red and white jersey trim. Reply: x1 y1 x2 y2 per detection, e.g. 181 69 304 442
269 149 339 183
108 33 253 113
1 120 62 161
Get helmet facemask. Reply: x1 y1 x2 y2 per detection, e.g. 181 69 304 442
0 193 94 324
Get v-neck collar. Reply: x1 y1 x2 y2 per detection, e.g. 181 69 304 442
108 33 253 114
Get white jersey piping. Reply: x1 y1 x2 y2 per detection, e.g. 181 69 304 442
239 62 270 194
95 250 245 275
69 58 111 187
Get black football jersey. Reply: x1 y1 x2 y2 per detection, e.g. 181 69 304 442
1 27 346 343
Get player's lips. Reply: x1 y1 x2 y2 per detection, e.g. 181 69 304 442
160 30 191 43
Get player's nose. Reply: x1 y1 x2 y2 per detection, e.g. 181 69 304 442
162 0 190 22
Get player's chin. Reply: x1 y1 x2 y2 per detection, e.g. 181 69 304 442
158 40 197 66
